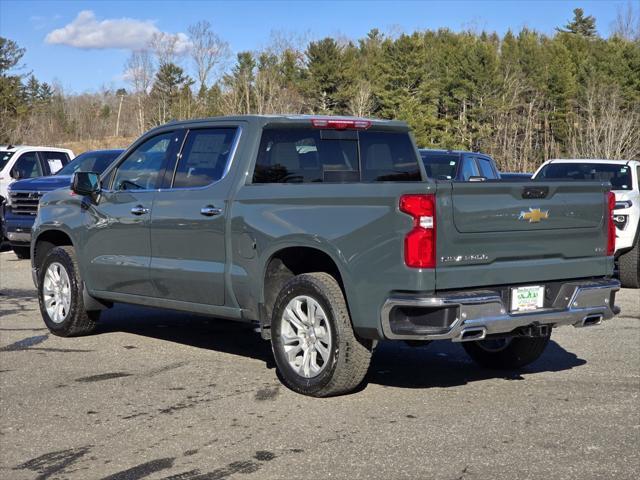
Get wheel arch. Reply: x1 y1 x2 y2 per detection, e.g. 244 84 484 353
260 244 354 335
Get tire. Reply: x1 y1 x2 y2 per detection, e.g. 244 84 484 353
270 272 372 397
619 237 639 288
462 334 551 370
37 246 100 337
12 246 30 259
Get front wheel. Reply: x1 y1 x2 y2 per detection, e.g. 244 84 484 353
271 272 372 397
38 246 100 337
462 334 551 369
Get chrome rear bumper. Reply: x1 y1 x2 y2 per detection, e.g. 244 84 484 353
381 278 620 341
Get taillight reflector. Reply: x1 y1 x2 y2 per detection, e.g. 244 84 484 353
400 194 436 268
607 191 616 256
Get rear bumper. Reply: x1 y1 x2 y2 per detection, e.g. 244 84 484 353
381 278 620 341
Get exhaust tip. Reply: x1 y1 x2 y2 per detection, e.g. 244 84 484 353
577 314 603 328
456 327 487 342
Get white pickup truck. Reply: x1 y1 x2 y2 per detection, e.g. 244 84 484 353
1 145 75 203
534 159 639 288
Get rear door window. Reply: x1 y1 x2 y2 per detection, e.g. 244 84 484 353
172 128 237 188
253 128 421 183
41 151 70 174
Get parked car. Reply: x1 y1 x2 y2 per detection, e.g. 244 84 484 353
419 149 500 181
1 145 74 248
0 145 74 203
3 149 123 259
533 159 639 288
31 116 619 396
500 172 532 181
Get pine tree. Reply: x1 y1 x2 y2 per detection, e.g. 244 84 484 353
557 8 598 37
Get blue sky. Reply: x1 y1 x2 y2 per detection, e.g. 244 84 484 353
0 0 630 93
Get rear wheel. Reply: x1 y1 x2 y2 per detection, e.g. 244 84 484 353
462 334 551 369
619 238 639 288
271 272 371 397
12 246 30 259
38 246 100 337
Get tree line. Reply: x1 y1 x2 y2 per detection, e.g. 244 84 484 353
1 8 639 172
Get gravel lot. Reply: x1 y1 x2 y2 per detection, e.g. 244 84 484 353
1 249 638 480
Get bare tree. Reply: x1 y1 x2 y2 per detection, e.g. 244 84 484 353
349 80 375 117
569 83 640 160
611 1 640 41
149 32 179 66
187 21 229 93
125 50 155 133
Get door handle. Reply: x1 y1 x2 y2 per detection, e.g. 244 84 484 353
131 205 150 215
200 205 222 217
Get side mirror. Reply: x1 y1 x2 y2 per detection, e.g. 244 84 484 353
10 168 22 180
72 171 101 196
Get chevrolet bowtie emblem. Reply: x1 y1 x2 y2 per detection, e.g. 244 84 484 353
519 208 549 223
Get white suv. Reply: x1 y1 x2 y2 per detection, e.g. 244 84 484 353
533 159 639 288
0 146 74 204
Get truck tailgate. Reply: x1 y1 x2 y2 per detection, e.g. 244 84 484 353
435 181 613 290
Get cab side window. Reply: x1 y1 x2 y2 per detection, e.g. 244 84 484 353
112 131 178 191
13 152 43 179
172 128 237 188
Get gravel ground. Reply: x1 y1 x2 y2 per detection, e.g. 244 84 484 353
1 249 638 480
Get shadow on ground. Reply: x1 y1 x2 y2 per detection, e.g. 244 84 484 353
95 303 586 391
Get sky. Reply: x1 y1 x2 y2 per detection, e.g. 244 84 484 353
0 0 632 93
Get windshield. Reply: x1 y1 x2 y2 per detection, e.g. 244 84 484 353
57 151 122 176
0 151 16 171
536 162 632 190
419 152 459 180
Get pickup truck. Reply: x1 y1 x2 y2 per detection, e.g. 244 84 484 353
419 149 500 181
534 159 639 288
4 149 123 259
30 115 620 397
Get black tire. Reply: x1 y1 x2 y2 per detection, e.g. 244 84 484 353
271 272 372 397
619 237 639 288
37 246 100 337
12 246 30 259
462 334 551 370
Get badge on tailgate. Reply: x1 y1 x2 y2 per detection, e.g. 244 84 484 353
519 208 549 223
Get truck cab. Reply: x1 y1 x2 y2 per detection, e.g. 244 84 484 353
419 149 500 181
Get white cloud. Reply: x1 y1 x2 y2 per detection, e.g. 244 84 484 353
45 10 190 52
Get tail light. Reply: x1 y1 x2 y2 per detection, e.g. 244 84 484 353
606 191 616 256
400 194 436 268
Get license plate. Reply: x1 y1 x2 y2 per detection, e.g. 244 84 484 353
511 285 545 312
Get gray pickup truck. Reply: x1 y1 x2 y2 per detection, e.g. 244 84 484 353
31 115 620 397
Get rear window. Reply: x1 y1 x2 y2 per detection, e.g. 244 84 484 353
419 152 459 180
253 128 421 183
537 163 632 190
